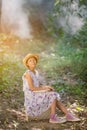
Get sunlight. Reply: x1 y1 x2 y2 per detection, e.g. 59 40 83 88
7 108 26 120
0 33 20 45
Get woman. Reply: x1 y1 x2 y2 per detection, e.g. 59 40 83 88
22 53 80 123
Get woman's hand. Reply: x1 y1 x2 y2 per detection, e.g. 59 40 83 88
44 86 55 91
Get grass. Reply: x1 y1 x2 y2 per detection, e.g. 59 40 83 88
0 37 86 101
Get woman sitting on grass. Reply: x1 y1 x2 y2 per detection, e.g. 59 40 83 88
22 53 80 123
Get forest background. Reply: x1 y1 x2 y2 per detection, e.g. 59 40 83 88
0 0 87 130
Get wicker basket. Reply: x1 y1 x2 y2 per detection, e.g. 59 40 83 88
25 108 60 121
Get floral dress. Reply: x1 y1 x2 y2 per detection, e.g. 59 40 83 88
22 69 60 117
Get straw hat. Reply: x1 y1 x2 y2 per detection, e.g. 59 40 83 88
23 53 39 68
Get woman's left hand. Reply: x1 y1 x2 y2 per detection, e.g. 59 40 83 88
45 86 55 91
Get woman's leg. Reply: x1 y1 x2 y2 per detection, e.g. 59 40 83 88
49 99 67 123
56 100 68 115
50 99 56 115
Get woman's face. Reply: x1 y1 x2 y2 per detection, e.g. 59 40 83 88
27 57 37 70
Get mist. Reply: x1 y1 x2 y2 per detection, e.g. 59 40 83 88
0 0 54 39
0 0 87 38
56 0 87 35
1 0 33 39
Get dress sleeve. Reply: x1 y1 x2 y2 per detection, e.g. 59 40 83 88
22 70 30 91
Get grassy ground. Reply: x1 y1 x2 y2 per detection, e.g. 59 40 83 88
1 36 86 100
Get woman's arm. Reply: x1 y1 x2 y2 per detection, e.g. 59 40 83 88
25 72 53 91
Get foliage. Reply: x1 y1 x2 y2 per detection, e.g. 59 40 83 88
48 0 87 36
0 44 24 93
61 20 87 48
0 35 86 101
47 0 87 99
47 0 87 85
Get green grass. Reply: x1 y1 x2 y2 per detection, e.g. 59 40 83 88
0 38 86 101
